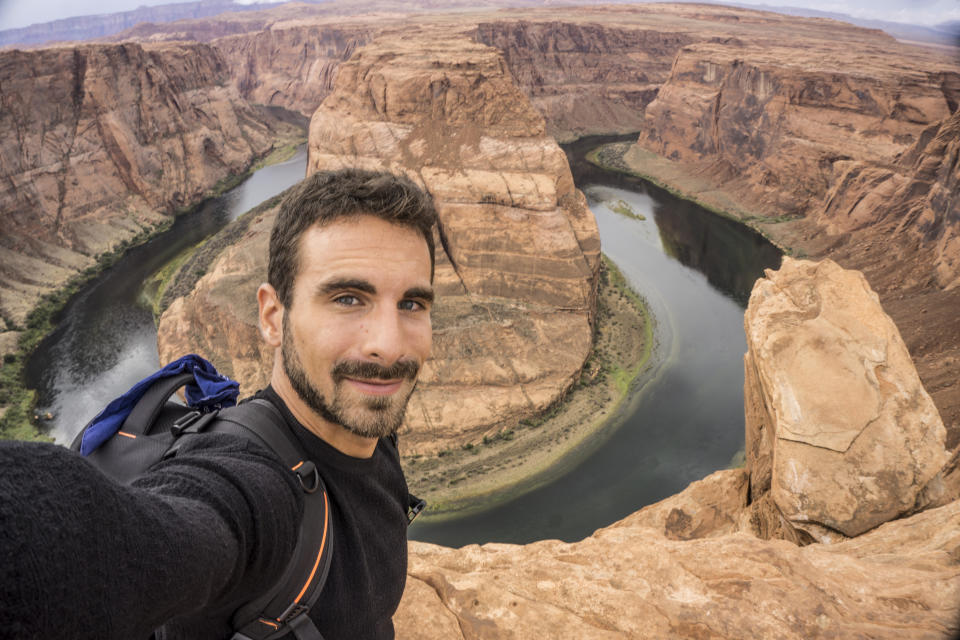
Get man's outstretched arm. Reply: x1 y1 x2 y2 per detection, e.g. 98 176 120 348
0 435 302 640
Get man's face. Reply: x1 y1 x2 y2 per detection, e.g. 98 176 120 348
279 215 433 439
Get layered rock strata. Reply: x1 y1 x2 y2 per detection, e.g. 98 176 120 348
213 23 377 117
637 39 958 228
394 258 960 639
475 20 692 142
0 42 294 339
624 24 960 444
157 32 600 453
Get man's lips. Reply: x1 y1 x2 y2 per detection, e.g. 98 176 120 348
343 377 404 395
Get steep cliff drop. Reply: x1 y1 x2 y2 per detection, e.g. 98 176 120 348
0 42 300 358
213 22 377 118
157 31 601 461
395 258 959 639
615 25 960 445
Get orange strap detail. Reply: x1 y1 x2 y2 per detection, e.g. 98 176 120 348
294 491 329 604
117 431 137 439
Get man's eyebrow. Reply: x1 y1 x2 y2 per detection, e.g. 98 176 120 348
404 286 435 304
317 278 376 296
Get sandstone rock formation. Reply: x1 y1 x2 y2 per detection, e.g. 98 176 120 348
0 42 296 344
394 258 960 639
637 38 958 222
397 475 960 639
158 31 600 453
213 22 377 117
743 258 950 543
475 20 691 142
610 10 960 445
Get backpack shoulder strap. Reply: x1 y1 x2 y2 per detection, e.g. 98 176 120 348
210 398 332 640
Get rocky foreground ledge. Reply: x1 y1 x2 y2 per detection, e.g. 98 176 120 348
396 258 960 639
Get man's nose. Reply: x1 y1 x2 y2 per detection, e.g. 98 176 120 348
360 305 404 365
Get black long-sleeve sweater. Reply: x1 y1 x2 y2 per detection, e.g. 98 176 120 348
0 388 410 640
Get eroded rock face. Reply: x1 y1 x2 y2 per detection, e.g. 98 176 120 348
214 23 377 117
475 21 691 142
396 477 960 639
819 109 960 291
395 258 960 637
743 258 950 541
158 32 600 453
0 42 290 333
625 24 960 443
638 41 957 219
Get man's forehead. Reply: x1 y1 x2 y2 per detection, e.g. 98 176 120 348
295 215 431 276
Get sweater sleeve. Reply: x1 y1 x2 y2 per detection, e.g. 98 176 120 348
0 435 303 640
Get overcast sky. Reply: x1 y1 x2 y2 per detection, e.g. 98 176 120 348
0 0 957 31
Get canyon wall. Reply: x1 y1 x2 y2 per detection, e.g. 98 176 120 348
0 42 297 348
157 30 601 453
395 258 959 639
475 20 692 141
212 22 377 116
624 24 960 443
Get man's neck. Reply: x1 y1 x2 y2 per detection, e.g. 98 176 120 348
270 376 379 459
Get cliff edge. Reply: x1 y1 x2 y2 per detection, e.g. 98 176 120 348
396 257 958 639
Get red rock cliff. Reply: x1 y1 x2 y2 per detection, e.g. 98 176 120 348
475 20 692 141
212 22 377 117
624 24 960 441
157 30 601 453
0 42 294 337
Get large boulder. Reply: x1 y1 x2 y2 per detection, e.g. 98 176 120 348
743 258 950 542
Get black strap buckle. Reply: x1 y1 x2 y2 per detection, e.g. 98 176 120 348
171 410 219 437
407 496 427 524
277 602 309 625
293 461 321 494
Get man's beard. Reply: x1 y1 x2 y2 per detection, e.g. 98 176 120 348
281 314 420 439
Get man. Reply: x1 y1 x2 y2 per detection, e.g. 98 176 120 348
0 168 438 639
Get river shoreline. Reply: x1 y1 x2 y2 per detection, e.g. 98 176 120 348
0 137 306 441
586 142 798 255
405 255 656 520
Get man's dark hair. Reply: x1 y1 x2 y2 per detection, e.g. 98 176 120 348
269 168 438 307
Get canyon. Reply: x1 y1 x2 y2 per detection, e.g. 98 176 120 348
393 257 959 638
1 1 959 635
157 30 602 454
0 40 302 358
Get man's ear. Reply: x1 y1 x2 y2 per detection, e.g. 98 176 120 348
257 283 283 348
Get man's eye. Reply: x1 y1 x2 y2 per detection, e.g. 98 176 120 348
334 295 360 306
399 300 425 311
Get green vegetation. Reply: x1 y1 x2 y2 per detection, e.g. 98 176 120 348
609 198 646 221
586 142 793 254
405 254 656 517
0 219 176 440
0 140 306 441
141 242 204 316
252 141 304 171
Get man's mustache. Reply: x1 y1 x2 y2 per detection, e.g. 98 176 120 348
332 359 420 382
